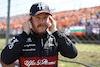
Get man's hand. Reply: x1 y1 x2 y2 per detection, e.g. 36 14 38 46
49 16 58 33
22 16 32 35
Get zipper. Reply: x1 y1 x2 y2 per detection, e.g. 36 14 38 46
40 38 44 66
41 38 43 47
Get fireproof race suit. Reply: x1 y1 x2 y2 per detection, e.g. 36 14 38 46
1 30 78 67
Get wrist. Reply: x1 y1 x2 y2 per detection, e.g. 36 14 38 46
50 28 58 33
20 31 29 41
23 29 30 35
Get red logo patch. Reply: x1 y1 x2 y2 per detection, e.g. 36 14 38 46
20 56 58 67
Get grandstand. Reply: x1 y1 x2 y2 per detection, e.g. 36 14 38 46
0 6 100 43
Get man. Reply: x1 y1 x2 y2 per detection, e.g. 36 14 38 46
1 2 78 67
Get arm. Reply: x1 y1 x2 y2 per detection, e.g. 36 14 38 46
1 31 28 65
52 31 78 58
49 16 78 58
1 16 31 65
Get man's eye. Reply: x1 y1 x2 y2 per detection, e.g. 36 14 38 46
36 17 40 20
43 17 48 19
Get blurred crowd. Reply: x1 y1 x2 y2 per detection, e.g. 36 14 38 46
0 6 100 35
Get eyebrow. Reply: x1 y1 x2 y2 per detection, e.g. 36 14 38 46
45 13 50 15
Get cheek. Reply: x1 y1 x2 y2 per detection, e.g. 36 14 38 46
31 22 36 28
31 20 38 26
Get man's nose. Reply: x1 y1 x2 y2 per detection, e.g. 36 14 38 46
40 19 45 23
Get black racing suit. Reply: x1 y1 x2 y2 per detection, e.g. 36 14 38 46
1 30 78 67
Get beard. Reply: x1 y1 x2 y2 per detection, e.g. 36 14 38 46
37 23 49 28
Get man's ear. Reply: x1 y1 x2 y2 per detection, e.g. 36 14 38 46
30 16 32 23
30 19 32 23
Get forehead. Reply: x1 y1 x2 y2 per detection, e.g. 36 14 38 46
34 13 50 17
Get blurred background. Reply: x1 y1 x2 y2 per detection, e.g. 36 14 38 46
0 0 100 67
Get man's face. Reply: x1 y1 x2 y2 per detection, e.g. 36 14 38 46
31 13 50 34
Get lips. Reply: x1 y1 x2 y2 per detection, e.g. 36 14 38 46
38 24 48 27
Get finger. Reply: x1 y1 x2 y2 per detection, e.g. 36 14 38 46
29 21 32 29
49 16 53 22
25 16 32 22
49 16 56 23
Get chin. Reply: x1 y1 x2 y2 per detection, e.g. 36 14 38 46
37 30 47 34
37 31 46 34
38 28 47 33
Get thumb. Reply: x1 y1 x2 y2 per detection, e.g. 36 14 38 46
25 16 32 22
49 16 55 23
